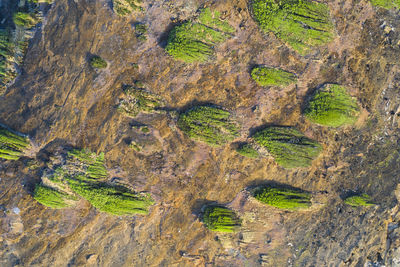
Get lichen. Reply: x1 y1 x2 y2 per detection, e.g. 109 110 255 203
251 66 297 87
202 206 241 232
252 185 312 210
304 84 359 127
165 8 234 63
177 106 239 147
251 0 335 55
252 126 322 168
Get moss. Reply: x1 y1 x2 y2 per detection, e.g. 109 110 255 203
135 23 147 41
252 185 312 210
304 84 359 127
236 143 259 158
35 148 154 215
344 194 375 207
165 8 234 63
370 0 400 9
202 206 241 232
90 56 107 69
129 140 142 152
252 126 322 168
118 85 162 117
177 106 239 147
113 0 143 15
0 30 17 93
68 149 108 180
251 0 334 55
34 185 75 209
67 178 154 215
13 12 40 29
251 66 297 87
0 126 30 160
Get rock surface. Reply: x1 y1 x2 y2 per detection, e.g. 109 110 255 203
1 0 400 266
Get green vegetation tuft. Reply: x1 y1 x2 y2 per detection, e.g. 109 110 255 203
68 149 108 180
0 126 30 160
113 0 143 15
13 12 40 29
90 56 107 69
251 66 297 87
304 84 359 127
177 106 239 147
252 126 322 168
118 84 163 117
370 0 400 9
67 178 154 215
202 206 241 232
165 8 234 63
236 143 259 158
135 23 148 41
252 185 311 210
251 0 335 55
34 185 75 209
344 194 375 207
35 148 154 215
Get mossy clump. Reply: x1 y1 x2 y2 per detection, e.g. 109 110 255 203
304 84 359 127
177 106 239 147
13 12 40 29
344 194 375 207
251 0 335 55
34 149 154 215
165 8 234 63
113 0 143 15
370 0 400 9
202 206 241 232
66 178 154 215
118 84 163 118
90 56 107 69
236 143 259 158
252 126 322 168
68 149 108 180
135 23 147 41
0 30 17 93
252 185 312 210
251 66 297 87
0 126 30 160
34 185 76 209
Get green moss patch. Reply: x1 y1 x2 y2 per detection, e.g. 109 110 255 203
90 56 107 69
304 84 359 127
113 0 143 15
202 206 241 232
34 149 154 215
236 143 259 158
251 0 335 55
251 66 297 87
370 0 400 9
0 126 30 160
252 126 322 168
13 12 39 29
118 84 163 118
344 194 374 207
135 23 148 41
177 106 239 147
67 178 154 215
165 8 234 63
34 185 77 209
252 185 311 210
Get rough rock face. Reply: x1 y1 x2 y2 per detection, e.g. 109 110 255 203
1 0 400 266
